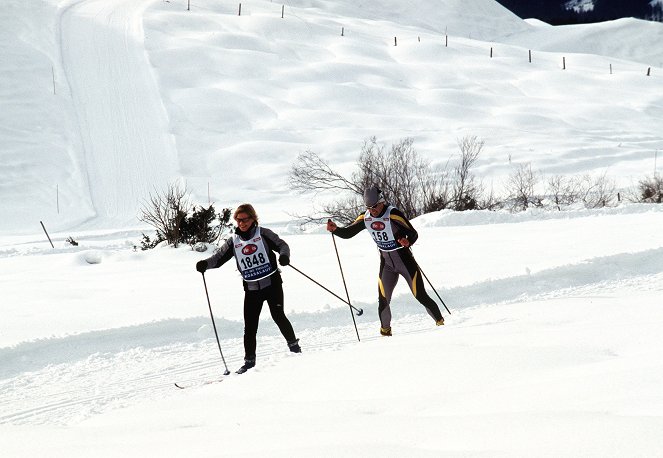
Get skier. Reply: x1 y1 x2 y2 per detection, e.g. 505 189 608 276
326 186 445 336
196 203 301 374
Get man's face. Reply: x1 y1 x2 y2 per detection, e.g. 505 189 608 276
367 202 385 217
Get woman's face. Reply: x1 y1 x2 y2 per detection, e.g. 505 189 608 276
234 212 254 232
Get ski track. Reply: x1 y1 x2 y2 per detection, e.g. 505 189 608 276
59 0 178 221
2 248 662 426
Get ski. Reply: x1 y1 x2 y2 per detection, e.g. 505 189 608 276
174 378 224 389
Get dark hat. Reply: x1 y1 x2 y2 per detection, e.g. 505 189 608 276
363 186 384 207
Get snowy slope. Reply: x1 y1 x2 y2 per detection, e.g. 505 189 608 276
506 16 663 66
2 2 663 455
59 0 179 223
2 0 663 233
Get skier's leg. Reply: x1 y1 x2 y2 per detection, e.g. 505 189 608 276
378 256 399 332
401 257 443 322
265 283 297 345
243 290 265 360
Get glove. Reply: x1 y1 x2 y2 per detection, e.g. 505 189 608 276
196 260 208 273
278 255 290 266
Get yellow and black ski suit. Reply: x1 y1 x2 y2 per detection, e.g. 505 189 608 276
332 205 443 329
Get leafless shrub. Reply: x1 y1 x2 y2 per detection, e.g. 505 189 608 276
139 181 191 247
546 174 582 210
636 175 663 203
506 163 543 211
578 172 617 208
451 136 484 211
289 137 450 222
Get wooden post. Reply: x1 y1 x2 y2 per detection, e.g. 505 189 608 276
562 56 566 70
647 67 651 76
281 4 284 18
528 50 531 63
341 27 344 36
490 47 493 58
394 37 397 46
187 0 190 11
418 36 420 42
445 34 448 47
610 63 613 74
238 3 241 15
40 221 55 249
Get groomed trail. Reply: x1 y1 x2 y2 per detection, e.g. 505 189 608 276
58 0 178 221
2 255 661 426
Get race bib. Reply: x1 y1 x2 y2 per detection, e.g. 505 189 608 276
233 228 277 281
364 206 401 251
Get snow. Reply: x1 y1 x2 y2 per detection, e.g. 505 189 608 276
2 0 663 456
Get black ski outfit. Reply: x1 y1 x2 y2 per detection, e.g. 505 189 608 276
197 223 299 368
331 204 443 334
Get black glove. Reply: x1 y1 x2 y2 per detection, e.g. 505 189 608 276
278 255 290 266
196 260 208 273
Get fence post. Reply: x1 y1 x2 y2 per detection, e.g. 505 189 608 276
238 3 241 15
528 49 531 63
341 26 344 36
610 63 613 74
281 4 284 18
490 47 493 58
445 34 448 47
647 67 651 76
562 56 566 70
394 37 397 46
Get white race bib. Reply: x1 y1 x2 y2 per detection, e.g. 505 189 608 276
233 228 277 281
364 206 401 251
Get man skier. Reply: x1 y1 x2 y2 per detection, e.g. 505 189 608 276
326 186 445 336
196 203 301 374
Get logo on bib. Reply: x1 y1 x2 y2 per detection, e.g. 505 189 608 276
242 244 258 255
371 221 386 231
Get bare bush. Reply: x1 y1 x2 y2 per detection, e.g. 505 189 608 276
506 163 543 211
289 137 450 222
451 136 484 211
352 137 450 218
139 182 191 247
546 174 582 210
578 172 617 208
637 175 663 203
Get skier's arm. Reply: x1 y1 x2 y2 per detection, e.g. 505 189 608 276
202 238 235 269
390 209 419 246
261 227 290 258
327 215 366 239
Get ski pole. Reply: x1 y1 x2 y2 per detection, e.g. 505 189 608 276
288 264 364 316
331 232 361 341
201 272 231 375
409 250 451 315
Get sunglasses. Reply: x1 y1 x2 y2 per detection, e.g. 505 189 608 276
367 203 381 210
235 217 252 223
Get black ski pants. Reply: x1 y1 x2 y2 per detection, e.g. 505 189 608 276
243 283 296 360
